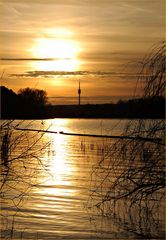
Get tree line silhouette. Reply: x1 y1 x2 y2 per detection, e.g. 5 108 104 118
1 86 47 119
0 85 165 119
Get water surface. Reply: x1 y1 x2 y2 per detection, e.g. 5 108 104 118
0 119 164 239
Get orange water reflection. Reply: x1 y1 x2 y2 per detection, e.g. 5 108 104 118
35 119 77 199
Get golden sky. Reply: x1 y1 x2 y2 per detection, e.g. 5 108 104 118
0 0 165 104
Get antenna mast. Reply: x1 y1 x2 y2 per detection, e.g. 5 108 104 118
78 80 81 105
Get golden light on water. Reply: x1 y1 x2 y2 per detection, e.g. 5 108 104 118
37 119 76 197
49 134 70 181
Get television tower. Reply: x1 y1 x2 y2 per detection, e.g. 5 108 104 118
78 80 81 105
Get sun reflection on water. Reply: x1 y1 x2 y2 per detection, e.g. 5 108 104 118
49 134 71 183
36 119 76 198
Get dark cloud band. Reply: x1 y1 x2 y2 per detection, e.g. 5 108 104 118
10 70 142 78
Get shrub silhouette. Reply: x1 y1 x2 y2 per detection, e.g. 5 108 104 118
18 87 47 117
0 86 18 118
18 87 47 107
88 42 165 238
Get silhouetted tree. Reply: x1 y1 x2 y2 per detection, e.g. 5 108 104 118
0 86 18 118
18 87 47 107
17 87 48 117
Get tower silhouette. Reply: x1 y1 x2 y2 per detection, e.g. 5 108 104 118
78 80 81 105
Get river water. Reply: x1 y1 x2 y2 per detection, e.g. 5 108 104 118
0 119 165 239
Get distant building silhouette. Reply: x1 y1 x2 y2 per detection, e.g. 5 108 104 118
78 80 81 105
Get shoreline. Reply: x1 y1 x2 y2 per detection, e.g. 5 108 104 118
1 101 164 120
2 93 164 120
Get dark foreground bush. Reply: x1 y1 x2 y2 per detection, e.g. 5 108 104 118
88 42 165 238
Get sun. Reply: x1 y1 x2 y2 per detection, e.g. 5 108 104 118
32 38 80 59
30 29 82 71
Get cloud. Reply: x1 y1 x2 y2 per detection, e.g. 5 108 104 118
1 57 71 61
10 70 142 79
10 70 97 77
1 0 164 90
0 0 112 5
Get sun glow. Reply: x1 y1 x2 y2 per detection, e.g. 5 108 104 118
30 29 82 71
31 59 80 71
33 38 80 59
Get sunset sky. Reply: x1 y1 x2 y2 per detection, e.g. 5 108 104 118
0 0 164 104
